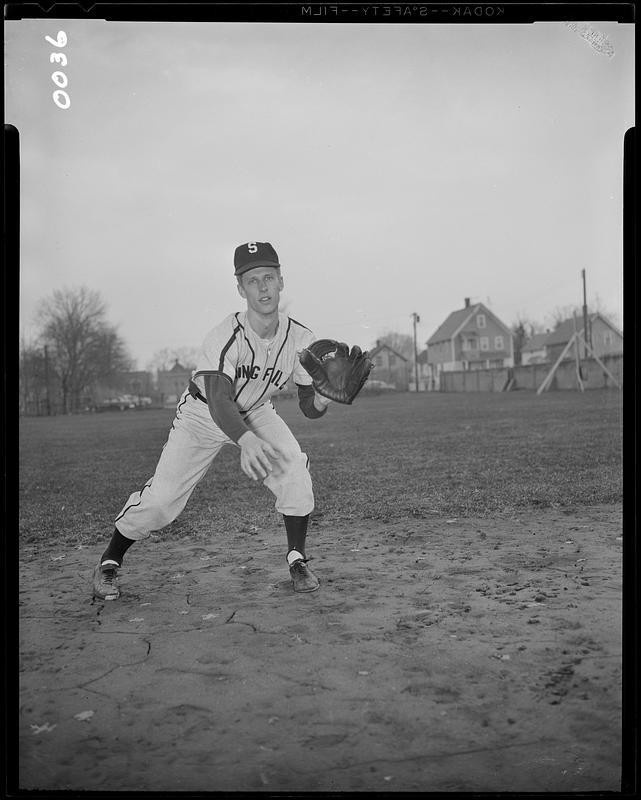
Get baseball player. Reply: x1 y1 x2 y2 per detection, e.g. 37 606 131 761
93 241 332 600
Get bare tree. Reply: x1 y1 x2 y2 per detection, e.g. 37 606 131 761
511 320 527 366
510 314 545 365
146 346 200 374
19 336 50 415
376 331 414 359
36 286 132 413
592 294 622 330
546 304 583 330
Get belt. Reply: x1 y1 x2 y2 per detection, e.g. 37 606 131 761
188 380 208 404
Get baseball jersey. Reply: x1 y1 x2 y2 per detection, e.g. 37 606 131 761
192 311 315 416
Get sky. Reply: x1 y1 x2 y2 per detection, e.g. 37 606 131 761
6 17 634 370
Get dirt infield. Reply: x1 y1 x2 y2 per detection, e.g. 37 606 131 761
18 504 622 792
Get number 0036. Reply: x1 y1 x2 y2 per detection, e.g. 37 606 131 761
45 31 71 109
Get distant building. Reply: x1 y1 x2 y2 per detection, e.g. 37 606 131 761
426 298 514 389
520 314 623 365
544 313 623 362
521 332 550 365
157 360 193 406
368 341 410 390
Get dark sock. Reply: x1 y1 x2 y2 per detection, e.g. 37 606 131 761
283 514 310 560
100 528 135 567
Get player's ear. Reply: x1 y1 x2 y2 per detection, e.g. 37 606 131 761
237 279 247 299
278 271 284 290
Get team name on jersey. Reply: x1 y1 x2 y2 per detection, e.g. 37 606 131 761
236 364 285 387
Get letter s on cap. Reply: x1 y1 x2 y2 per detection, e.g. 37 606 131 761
248 242 258 253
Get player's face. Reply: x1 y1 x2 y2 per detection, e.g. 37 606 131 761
237 267 284 315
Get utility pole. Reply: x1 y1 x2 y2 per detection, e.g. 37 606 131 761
411 312 420 392
581 269 589 359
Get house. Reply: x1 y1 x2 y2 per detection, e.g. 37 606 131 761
368 341 410 391
157 359 193 406
521 332 550 365
544 313 623 362
426 298 514 387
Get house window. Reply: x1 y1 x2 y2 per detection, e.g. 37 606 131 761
494 335 504 350
480 336 489 351
477 314 486 328
389 354 396 366
375 356 383 367
603 332 613 347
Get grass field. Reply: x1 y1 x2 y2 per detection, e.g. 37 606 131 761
19 389 623 549
17 389 625 792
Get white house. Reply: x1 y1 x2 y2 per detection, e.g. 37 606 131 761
426 298 514 388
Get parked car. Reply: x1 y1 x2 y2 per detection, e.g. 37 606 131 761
96 395 137 412
134 396 153 408
362 379 397 394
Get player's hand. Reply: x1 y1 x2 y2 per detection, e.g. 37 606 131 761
238 431 281 481
313 392 332 411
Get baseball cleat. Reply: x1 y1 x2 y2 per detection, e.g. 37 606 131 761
289 559 320 593
93 562 120 600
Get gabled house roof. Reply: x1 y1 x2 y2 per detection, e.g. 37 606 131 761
522 332 549 353
545 313 621 346
159 359 190 375
368 341 408 361
427 301 510 346
427 307 477 345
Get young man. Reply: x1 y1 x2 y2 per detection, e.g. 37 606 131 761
93 241 331 600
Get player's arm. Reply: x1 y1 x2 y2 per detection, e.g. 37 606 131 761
297 383 331 419
203 374 249 441
203 374 280 481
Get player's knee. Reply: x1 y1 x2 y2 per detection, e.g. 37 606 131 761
287 453 312 484
290 450 310 473
276 443 302 464
150 502 179 530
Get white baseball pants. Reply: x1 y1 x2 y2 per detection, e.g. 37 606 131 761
114 390 314 541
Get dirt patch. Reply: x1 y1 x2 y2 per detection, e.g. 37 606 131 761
18 505 622 792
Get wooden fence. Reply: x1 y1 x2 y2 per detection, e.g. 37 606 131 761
439 354 623 392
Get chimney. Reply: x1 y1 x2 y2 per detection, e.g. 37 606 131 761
464 298 470 308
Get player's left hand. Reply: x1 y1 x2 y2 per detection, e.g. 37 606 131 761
299 340 374 404
313 392 332 411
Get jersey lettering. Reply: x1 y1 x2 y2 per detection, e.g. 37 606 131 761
236 364 260 380
235 364 285 387
196 313 314 415
263 367 284 386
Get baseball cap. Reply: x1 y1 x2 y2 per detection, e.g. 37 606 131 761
234 242 280 276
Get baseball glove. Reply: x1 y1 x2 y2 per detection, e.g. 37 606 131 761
299 339 374 404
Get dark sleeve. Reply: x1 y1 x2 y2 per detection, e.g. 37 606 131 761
297 383 328 419
204 374 250 443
